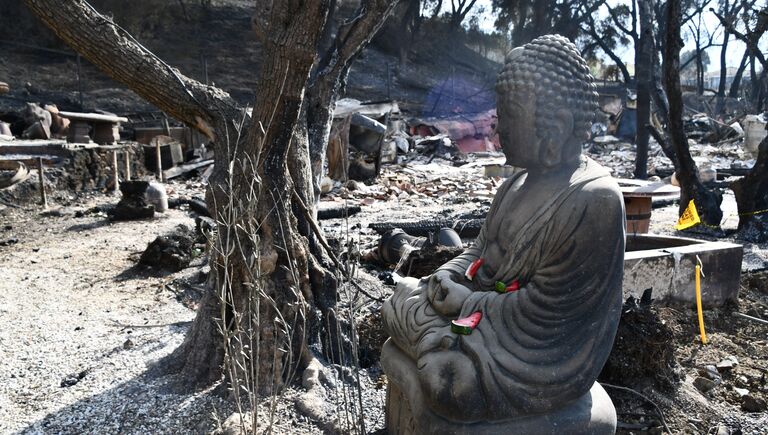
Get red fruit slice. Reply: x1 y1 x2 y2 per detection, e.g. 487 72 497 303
505 280 520 292
451 311 483 335
465 258 484 281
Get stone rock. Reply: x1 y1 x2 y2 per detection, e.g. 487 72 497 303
320 176 334 194
693 376 719 393
139 224 198 272
20 102 51 132
734 387 749 397
741 395 767 413
60 369 88 388
221 412 252 435
22 120 51 140
301 358 324 390
145 181 168 213
699 365 723 381
716 355 739 372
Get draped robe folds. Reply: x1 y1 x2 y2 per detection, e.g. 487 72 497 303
382 157 626 422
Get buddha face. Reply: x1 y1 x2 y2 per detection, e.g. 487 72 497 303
497 87 579 171
496 89 541 169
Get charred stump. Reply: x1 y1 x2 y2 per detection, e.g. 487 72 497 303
731 134 768 242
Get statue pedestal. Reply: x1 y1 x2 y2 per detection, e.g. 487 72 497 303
382 340 617 435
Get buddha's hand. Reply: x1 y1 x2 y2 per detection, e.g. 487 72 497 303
428 270 472 317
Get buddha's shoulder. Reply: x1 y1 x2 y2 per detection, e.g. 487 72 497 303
572 177 623 216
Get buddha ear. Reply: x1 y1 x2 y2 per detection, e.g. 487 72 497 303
540 109 574 167
551 108 574 148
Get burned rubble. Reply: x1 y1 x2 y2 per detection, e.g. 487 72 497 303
3 81 768 433
2 1 768 434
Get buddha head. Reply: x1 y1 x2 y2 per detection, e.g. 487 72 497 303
495 35 598 170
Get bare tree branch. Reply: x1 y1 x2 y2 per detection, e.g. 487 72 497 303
22 0 240 141
605 1 636 40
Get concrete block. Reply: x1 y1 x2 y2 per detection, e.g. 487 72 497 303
623 234 743 307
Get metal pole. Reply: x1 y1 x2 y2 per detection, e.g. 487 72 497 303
112 150 120 192
124 151 131 181
156 142 163 182
37 157 48 208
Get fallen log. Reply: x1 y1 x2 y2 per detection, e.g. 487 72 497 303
317 205 361 220
369 218 483 238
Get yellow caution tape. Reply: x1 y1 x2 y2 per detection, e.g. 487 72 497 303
738 207 768 217
675 200 701 230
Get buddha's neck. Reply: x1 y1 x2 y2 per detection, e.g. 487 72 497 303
525 158 582 182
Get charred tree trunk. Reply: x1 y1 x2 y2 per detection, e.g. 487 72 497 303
695 42 705 95
25 0 399 391
750 53 759 104
307 0 399 204
173 0 333 391
663 0 722 228
397 0 423 65
634 0 654 179
729 48 750 98
307 80 339 203
715 30 730 114
731 134 768 242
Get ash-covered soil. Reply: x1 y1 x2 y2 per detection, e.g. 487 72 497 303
1 157 767 434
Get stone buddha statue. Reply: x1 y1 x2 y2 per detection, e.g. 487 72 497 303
380 35 625 434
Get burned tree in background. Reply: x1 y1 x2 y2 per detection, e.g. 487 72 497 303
22 0 398 391
713 0 754 114
662 0 723 228
492 0 604 46
581 9 632 85
635 0 654 179
685 2 721 96
713 3 768 112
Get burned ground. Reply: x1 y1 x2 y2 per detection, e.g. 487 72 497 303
1 1 768 434
2 155 767 433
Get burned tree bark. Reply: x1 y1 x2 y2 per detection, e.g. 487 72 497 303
23 0 398 390
635 0 654 179
306 0 399 202
663 0 723 228
713 4 768 111
731 135 768 242
729 48 750 98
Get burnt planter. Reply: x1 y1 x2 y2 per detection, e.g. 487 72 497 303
623 234 743 307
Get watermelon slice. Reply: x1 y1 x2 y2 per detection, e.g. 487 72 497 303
465 258 484 281
494 279 520 293
451 311 483 335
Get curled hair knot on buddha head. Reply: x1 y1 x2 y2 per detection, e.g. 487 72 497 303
496 34 599 145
